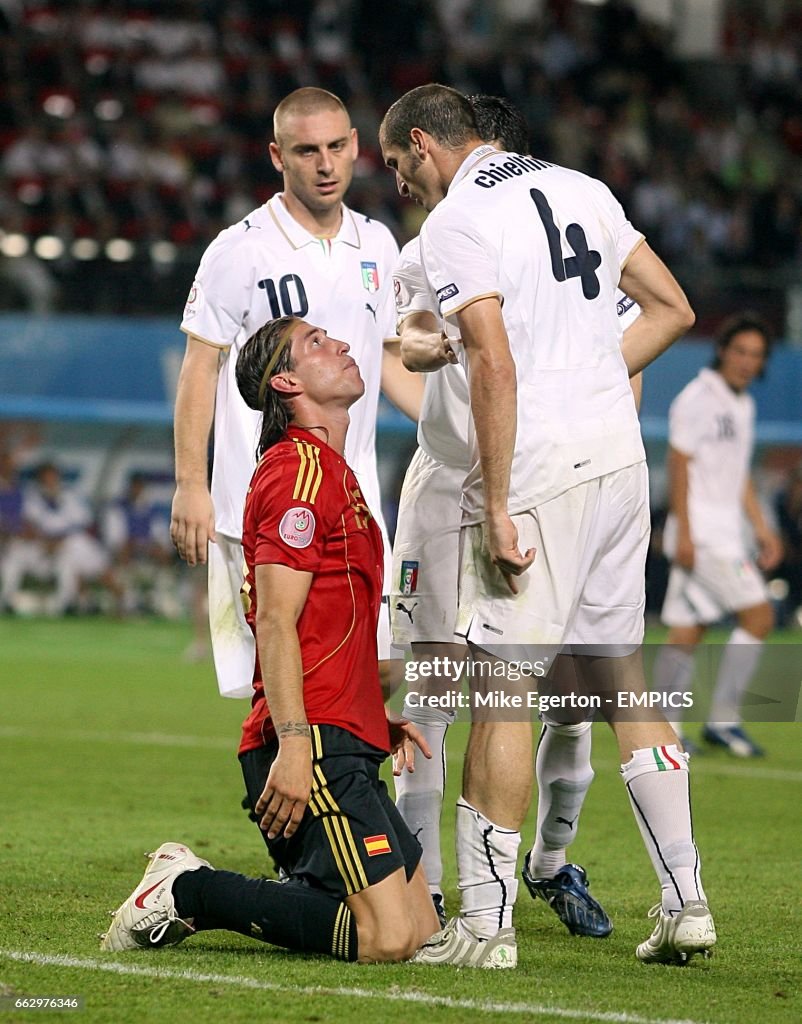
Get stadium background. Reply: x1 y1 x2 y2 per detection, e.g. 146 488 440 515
1 3 802 1023
1 0 802 623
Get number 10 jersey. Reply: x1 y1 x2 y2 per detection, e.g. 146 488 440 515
181 193 399 556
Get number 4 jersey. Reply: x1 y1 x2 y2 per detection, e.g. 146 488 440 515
180 193 399 553
420 145 646 523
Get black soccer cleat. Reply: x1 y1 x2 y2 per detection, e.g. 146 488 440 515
522 855 613 938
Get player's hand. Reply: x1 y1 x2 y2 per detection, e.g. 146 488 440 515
387 714 432 776
756 528 783 571
485 511 536 594
170 484 217 566
256 738 313 840
675 532 695 571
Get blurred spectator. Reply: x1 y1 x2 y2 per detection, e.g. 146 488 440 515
1 461 123 615
101 471 175 614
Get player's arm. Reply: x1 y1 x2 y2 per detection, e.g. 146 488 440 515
618 243 695 375
170 335 221 566
743 478 783 571
253 561 314 840
667 445 695 570
381 340 425 422
457 296 534 592
398 310 458 373
630 372 643 412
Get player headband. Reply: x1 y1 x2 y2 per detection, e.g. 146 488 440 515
257 320 297 406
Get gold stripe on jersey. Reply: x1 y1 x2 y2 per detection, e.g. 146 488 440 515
321 816 359 894
291 440 324 504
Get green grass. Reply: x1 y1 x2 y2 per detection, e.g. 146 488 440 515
1 618 801 1024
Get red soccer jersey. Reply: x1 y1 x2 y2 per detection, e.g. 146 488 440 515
238 427 389 755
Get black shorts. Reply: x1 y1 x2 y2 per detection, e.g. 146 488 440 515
239 724 422 899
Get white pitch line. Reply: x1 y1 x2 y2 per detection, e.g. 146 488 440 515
0 949 710 1024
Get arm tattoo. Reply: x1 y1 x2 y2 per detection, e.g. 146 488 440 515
277 721 311 739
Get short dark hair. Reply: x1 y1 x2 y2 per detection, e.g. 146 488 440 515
380 84 479 151
712 312 773 375
469 95 530 155
236 316 299 456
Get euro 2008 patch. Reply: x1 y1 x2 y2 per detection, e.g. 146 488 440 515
279 507 316 549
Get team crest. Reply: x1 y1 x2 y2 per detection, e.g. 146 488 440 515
400 560 419 595
361 261 380 293
279 507 316 549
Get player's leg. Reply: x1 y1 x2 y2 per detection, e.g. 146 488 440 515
652 624 704 744
572 466 714 962
704 597 772 756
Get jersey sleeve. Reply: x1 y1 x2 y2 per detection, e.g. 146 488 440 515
668 386 702 456
180 233 256 348
420 207 501 326
393 237 439 329
248 446 340 574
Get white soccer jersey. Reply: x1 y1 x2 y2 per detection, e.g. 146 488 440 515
663 367 755 555
394 237 470 469
181 194 399 564
420 146 645 523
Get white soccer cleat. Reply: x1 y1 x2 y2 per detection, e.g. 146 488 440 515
636 900 716 965
100 842 212 952
412 917 517 969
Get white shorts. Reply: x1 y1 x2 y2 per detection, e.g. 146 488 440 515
209 533 391 700
390 447 466 645
456 462 650 660
661 550 768 628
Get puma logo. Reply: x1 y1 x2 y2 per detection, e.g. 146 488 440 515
555 815 578 829
395 600 418 624
244 219 261 231
365 302 377 322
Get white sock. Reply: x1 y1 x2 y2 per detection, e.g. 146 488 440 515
455 798 520 939
653 645 695 734
394 698 455 897
708 627 763 728
529 721 593 877
621 745 705 916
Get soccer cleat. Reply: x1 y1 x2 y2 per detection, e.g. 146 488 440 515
522 856 613 938
412 917 517 968
636 900 716 965
100 842 211 952
701 724 764 758
432 892 447 929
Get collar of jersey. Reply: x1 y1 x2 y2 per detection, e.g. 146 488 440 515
269 193 361 250
447 144 498 195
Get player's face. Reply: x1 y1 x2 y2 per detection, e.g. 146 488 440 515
270 109 357 216
287 320 364 407
717 329 767 392
381 140 441 212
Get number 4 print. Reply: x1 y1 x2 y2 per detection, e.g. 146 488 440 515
530 188 601 300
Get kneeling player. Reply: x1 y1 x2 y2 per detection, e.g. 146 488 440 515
101 317 440 962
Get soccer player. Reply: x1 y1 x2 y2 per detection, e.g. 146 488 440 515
653 313 782 757
170 87 420 699
102 317 440 963
380 84 715 967
392 95 623 939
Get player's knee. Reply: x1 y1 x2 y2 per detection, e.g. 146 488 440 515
358 919 418 962
739 603 773 638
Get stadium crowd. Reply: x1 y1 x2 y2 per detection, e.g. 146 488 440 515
1 0 801 322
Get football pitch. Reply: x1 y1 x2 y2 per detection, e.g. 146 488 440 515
1 618 800 1024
